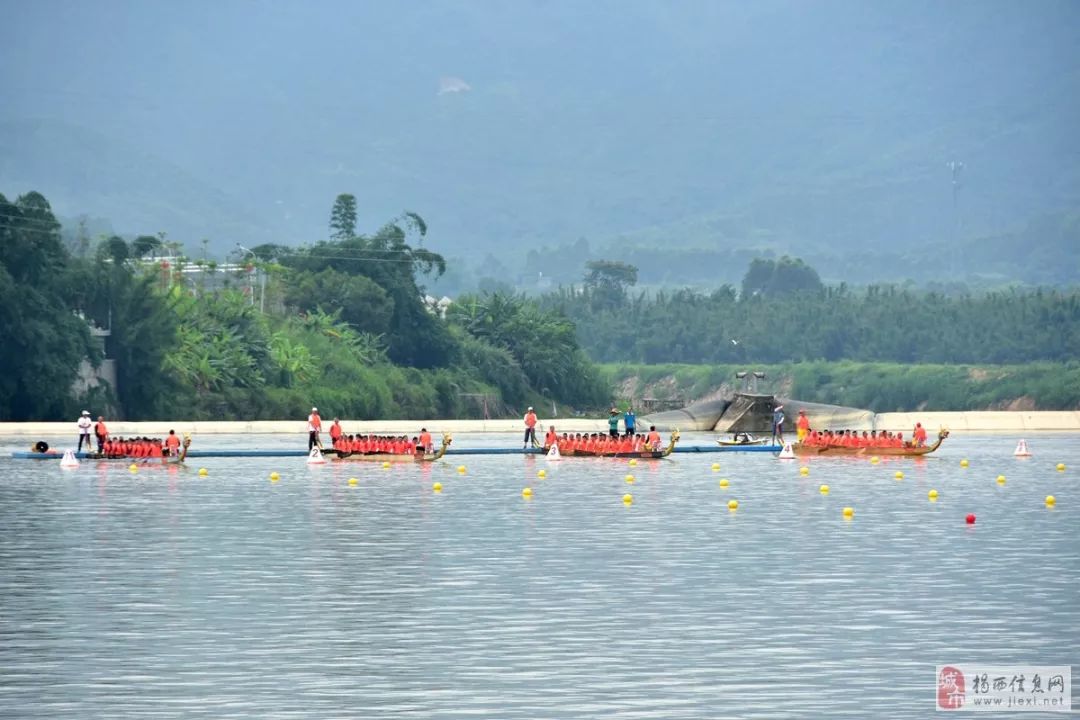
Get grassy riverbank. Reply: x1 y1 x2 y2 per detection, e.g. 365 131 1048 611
601 361 1080 412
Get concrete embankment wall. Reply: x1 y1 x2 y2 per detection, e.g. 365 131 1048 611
874 411 1080 433
0 419 610 437
1 412 1079 437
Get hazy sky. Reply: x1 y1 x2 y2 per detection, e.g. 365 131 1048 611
2 0 1078 262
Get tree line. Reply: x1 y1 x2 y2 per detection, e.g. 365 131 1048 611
0 191 607 421
541 257 1080 366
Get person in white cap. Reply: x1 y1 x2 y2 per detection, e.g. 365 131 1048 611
771 405 785 445
77 410 93 452
307 407 323 451
523 406 538 449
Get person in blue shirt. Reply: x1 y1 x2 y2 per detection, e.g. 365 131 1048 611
623 407 636 436
771 405 786 444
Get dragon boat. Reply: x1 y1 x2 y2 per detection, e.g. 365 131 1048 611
325 434 453 462
24 435 193 464
792 429 949 457
545 430 680 459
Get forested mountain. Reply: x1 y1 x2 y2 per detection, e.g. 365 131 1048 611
2 1 1078 286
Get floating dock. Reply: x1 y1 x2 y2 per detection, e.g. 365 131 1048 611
10 445 781 460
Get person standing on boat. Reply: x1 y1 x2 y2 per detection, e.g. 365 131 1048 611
623 407 636 437
608 408 620 438
307 407 323 451
77 411 93 452
523 407 538 449
796 409 810 444
771 405 785 445
94 415 109 454
646 426 662 450
913 422 928 447
418 428 433 453
329 418 342 448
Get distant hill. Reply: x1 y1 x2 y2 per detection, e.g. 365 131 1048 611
2 1 1077 282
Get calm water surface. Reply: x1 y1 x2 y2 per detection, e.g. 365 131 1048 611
1 432 1077 718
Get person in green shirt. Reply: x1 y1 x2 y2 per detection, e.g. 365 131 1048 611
608 408 621 438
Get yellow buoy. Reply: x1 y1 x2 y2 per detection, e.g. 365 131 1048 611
1056 463 1066 472
960 459 969 468
537 469 546 479
457 465 467 474
799 466 809 476
628 458 638 467
128 463 138 473
270 471 280 481
711 463 720 472
842 506 854 518
1045 494 1056 506
928 489 939 500
198 467 208 477
719 478 729 488
870 456 880 465
625 474 635 484
727 499 738 511
894 471 904 480
433 482 442 492
622 493 633 504
348 477 358 486
819 484 830 494
381 461 391 469
996 475 1006 485
522 487 533 498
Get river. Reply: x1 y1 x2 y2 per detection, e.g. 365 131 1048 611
1 432 1076 718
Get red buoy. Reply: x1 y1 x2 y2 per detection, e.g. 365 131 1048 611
965 513 976 525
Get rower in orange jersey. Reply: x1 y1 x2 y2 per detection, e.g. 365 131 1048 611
165 430 181 457
913 422 928 447
646 426 661 450
544 426 557 450
796 410 810 443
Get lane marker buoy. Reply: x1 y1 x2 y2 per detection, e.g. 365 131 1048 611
433 482 443 492
842 506 854 519
727 499 739 510
965 513 976 524
819 484 830 494
1013 439 1031 457
60 450 79 469
928 489 939 501
307 448 325 465
778 443 796 460
623 493 633 504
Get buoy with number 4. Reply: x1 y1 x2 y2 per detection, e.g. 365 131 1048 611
778 443 796 460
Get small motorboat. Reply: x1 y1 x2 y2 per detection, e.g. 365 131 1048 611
717 432 771 447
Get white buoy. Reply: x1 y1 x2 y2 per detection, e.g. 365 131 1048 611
306 448 326 465
60 449 80 469
778 442 796 460
546 444 562 462
1013 439 1032 457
